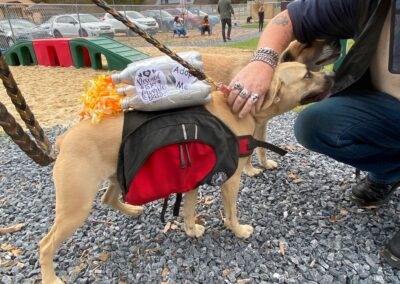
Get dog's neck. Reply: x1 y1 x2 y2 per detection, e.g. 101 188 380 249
206 92 257 137
252 95 283 124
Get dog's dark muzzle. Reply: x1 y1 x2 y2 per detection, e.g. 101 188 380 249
300 73 335 105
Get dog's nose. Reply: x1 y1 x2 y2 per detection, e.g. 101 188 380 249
324 71 335 79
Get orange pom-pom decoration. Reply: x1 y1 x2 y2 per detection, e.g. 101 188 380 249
80 75 125 124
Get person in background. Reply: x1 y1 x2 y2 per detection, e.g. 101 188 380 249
173 16 188 38
258 6 265 32
227 0 400 269
201 15 211 36
218 0 235 42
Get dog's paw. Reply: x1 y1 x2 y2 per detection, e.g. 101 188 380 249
232 224 254 239
184 224 205 238
224 220 254 239
243 165 263 177
123 205 144 217
262 159 278 170
43 276 64 284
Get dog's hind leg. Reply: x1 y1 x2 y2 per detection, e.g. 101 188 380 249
183 188 205 238
221 165 254 239
101 175 143 217
39 157 101 284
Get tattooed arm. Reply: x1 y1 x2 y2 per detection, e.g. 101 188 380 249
227 10 294 117
258 10 294 55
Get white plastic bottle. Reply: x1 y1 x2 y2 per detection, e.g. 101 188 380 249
111 51 204 85
120 81 212 111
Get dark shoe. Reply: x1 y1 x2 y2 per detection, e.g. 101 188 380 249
227 37 231 40
351 176 400 207
381 231 400 269
223 39 226 42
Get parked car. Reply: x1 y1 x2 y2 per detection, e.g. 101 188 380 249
40 14 114 38
187 8 220 26
0 19 52 48
141 10 174 32
102 11 159 35
163 8 201 29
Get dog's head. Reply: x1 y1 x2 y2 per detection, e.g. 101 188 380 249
257 62 334 119
279 39 341 71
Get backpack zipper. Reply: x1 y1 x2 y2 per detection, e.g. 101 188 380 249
185 144 192 167
179 144 186 169
179 124 192 168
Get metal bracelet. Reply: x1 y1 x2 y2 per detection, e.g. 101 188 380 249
250 47 279 69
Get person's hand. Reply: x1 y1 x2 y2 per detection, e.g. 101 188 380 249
227 61 274 118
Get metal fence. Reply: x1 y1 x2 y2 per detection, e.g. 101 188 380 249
0 2 288 50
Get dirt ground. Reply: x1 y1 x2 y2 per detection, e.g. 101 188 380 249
117 26 258 46
0 46 252 128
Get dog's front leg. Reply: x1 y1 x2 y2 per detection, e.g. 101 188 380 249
221 171 254 239
243 122 277 177
256 122 278 170
183 188 205 237
101 175 143 217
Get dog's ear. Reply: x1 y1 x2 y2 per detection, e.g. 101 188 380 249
261 77 282 111
279 49 294 63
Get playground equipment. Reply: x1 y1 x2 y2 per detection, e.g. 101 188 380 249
69 36 148 70
4 40 37 66
4 36 149 71
33 38 73 67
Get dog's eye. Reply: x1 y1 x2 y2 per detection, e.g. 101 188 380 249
304 71 313 79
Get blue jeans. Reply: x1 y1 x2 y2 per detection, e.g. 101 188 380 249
294 89 400 184
175 28 186 36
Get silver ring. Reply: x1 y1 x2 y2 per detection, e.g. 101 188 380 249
239 89 250 99
233 81 243 91
250 93 259 104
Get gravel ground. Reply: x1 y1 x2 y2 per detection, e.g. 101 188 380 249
0 112 399 283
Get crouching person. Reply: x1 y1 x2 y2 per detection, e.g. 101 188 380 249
173 16 188 38
201 15 211 36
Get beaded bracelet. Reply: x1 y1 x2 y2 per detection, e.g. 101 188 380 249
250 47 279 69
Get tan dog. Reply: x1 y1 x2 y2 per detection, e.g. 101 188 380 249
243 39 340 176
39 62 334 283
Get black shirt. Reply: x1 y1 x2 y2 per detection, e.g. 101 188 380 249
287 0 359 43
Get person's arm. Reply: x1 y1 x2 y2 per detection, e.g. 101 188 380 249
227 10 293 117
227 0 359 118
229 3 235 16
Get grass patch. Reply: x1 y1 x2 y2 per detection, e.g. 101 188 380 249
225 37 259 50
240 23 259 29
293 104 311 113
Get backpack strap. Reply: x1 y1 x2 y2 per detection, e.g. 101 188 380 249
160 193 183 223
173 193 183 217
160 197 169 223
238 135 287 157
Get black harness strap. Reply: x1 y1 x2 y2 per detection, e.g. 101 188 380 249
160 193 183 222
248 139 288 156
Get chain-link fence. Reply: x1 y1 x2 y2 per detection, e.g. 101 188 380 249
0 2 288 50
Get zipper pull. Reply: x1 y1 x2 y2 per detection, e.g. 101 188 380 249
179 144 186 169
185 144 192 167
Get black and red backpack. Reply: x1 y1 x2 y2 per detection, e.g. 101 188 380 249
117 106 286 220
